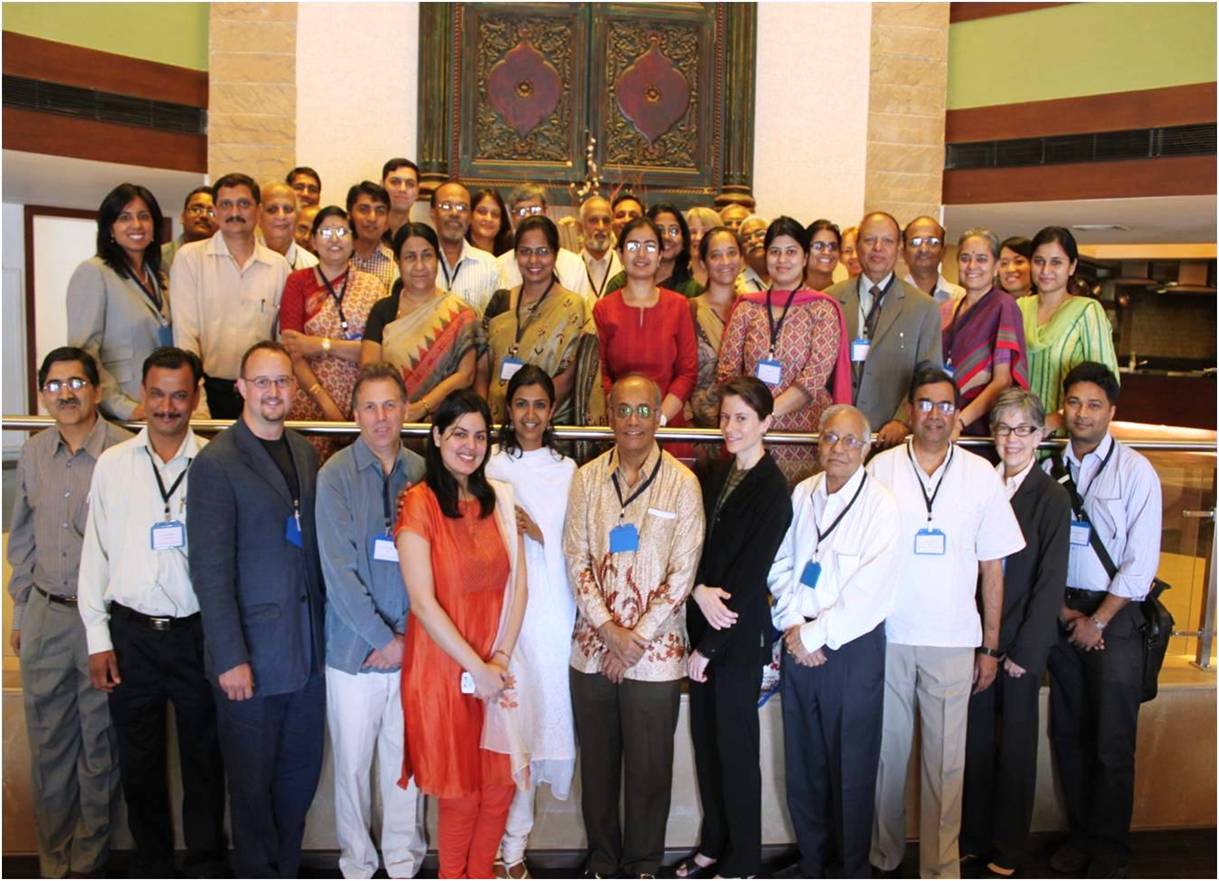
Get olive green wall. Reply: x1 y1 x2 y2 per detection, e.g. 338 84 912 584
947 2 1216 109
2 2 208 70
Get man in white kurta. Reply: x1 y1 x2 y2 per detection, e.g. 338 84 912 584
867 366 1024 879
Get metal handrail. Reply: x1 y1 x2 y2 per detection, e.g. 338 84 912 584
2 415 1217 452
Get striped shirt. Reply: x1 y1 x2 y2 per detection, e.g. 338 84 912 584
439 239 500 315
1018 295 1119 416
351 243 399 296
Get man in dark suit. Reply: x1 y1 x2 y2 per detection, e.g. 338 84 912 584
825 211 943 448
187 340 325 878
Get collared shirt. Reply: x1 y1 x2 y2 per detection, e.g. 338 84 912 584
77 429 206 653
769 466 903 654
439 239 500 314
285 240 319 271
1046 433 1161 600
737 265 767 293
868 442 1025 647
581 247 624 302
170 232 291 379
998 458 1036 500
904 271 964 305
857 271 896 335
563 443 704 681
351 243 399 295
497 247 595 302
7 417 132 628
316 437 425 675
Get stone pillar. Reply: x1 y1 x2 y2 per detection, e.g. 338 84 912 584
416 3 455 200
208 3 298 181
716 2 758 211
863 2 949 222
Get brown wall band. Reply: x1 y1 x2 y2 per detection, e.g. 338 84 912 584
949 3 1072 24
2 32 208 108
946 83 1217 143
3 108 208 173
942 155 1217 204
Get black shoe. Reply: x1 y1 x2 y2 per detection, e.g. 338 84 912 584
871 863 901 878
1049 842 1090 874
1084 855 1128 878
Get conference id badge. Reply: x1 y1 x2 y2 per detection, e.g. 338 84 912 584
943 362 955 378
499 356 525 382
799 560 821 590
285 514 304 549
851 338 870 362
913 528 947 556
755 359 782 386
157 325 174 347
150 519 185 550
1070 519 1092 546
371 533 399 563
609 523 640 554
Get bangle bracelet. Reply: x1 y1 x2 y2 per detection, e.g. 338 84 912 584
492 649 510 663
976 645 1002 658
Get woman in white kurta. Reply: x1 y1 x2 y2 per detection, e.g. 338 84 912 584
485 364 577 878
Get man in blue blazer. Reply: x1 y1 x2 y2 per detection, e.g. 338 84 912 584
187 340 325 878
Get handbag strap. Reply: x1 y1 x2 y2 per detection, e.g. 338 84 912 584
1050 450 1121 581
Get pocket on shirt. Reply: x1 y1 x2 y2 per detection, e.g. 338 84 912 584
643 507 678 546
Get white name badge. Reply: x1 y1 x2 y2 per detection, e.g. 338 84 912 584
755 359 782 386
851 338 871 362
499 356 525 382
914 527 947 556
372 536 400 562
1070 519 1092 547
460 671 476 694
150 520 186 550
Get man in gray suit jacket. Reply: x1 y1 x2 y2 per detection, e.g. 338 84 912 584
187 340 325 878
825 211 943 447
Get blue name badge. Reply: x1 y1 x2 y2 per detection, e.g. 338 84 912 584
609 523 640 554
285 514 304 548
943 362 955 378
157 324 174 347
755 359 782 386
1070 519 1092 547
799 560 821 589
851 337 870 362
370 533 399 563
499 356 525 382
150 519 185 550
914 527 947 556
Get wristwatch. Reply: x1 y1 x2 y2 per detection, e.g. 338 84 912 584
321 337 332 353
1091 615 1107 632
976 645 1002 659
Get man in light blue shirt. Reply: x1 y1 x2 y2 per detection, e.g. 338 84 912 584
316 362 427 878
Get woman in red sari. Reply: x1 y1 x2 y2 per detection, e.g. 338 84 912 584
941 228 1029 438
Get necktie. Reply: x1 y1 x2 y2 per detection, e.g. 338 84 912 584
864 285 885 338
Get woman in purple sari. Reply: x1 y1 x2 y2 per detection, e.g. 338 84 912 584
942 228 1029 437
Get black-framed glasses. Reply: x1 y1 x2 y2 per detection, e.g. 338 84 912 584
914 398 956 414
42 377 90 394
994 423 1040 437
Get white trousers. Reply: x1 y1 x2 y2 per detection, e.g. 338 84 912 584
326 666 427 879
499 782 537 864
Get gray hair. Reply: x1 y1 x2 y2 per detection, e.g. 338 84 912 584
508 183 547 208
958 227 1000 259
819 403 872 441
685 206 721 229
989 387 1047 430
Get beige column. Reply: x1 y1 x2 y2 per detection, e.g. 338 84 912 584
207 3 298 181
864 2 950 223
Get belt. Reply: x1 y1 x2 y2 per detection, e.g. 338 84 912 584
1065 587 1107 599
36 586 76 606
112 603 199 632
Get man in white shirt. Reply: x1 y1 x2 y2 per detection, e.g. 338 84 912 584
769 404 902 878
1043 362 1162 880
78 347 225 877
579 195 622 303
902 216 965 305
496 183 593 299
259 181 319 271
867 364 1025 879
430 179 500 314
171 172 292 418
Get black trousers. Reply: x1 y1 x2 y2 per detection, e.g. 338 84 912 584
213 671 325 878
688 659 762 877
1047 599 1143 861
961 661 1043 868
203 376 243 419
781 624 885 879
108 605 226 875
569 669 681 877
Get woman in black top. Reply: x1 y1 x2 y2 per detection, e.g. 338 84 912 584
678 376 793 879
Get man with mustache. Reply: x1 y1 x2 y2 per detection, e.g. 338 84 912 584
903 216 965 305
495 184 594 299
161 185 217 272
187 340 326 877
7 347 130 878
578 195 622 303
430 179 499 314
171 172 292 419
287 165 322 209
77 347 225 877
737 214 769 292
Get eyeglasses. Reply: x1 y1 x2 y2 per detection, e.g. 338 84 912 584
216 198 254 211
914 398 957 414
820 431 868 450
517 246 551 258
623 240 659 254
513 205 544 218
187 204 216 217
317 227 351 241
438 201 470 214
908 236 943 248
613 403 655 420
42 377 90 394
243 375 296 391
659 225 682 238
810 241 838 253
994 423 1040 437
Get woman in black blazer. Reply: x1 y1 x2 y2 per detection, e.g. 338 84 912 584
962 387 1071 877
678 376 793 879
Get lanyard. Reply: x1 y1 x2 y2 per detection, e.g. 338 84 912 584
906 441 954 524
586 258 611 300
1071 438 1116 505
318 267 350 332
129 265 163 314
441 256 463 290
765 287 800 356
814 471 867 550
862 275 896 339
147 448 189 520
511 276 556 354
381 465 395 533
610 452 663 522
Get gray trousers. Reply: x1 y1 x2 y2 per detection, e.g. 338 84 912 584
20 588 120 877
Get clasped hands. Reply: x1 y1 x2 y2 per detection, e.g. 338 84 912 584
1062 607 1105 652
598 621 650 684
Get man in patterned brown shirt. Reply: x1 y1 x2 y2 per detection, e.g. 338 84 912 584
564 374 704 878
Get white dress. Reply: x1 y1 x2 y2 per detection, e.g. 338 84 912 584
486 444 578 798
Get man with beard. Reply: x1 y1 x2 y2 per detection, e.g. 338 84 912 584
430 179 499 314
259 180 318 271
78 347 226 877
579 195 622 303
8 347 130 878
171 172 292 418
188 341 326 878
162 186 217 272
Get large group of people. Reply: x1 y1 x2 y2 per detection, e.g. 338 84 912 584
9 159 1161 881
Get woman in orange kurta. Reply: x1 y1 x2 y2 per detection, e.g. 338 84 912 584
396 388 529 879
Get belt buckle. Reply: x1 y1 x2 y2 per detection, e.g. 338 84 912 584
148 617 172 631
